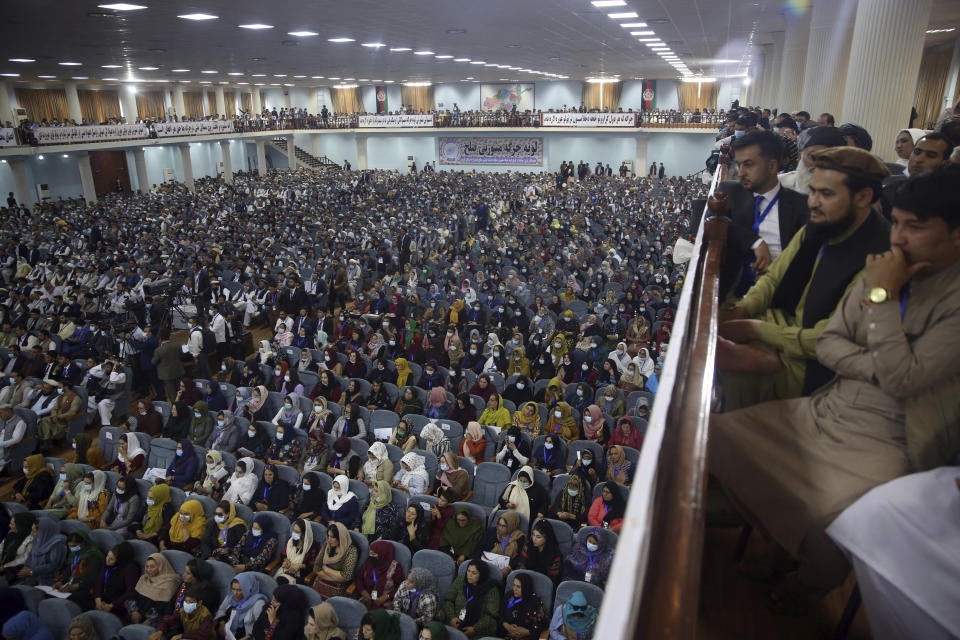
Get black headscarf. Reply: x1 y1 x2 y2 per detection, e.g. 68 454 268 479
103 541 135 600
297 472 326 513
164 401 192 440
461 560 497 627
598 482 626 524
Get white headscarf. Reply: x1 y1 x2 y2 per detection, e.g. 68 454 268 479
77 470 106 520
895 128 927 168
399 452 429 488
420 423 445 447
222 456 258 505
632 348 655 378
363 441 389 482
608 341 632 373
121 432 146 462
326 474 357 510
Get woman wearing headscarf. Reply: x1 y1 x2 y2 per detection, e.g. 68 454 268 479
430 452 469 501
92 541 138 617
250 582 308 640
548 591 599 640
505 346 531 378
394 386 423 417
338 379 368 409
304 602 346 640
499 465 548 522
892 127 926 170
205 409 241 452
331 402 367 439
177 378 200 407
587 482 625 533
321 474 360 528
291 471 326 521
107 432 146 477
41 462 84 519
532 433 565 477
158 499 206 553
468 374 496 403
188 399 214 446
305 396 334 433
253 464 291 513
537 378 563 408
355 540 404 610
73 432 107 468
272 392 304 433
446 339 466 374
565 381 592 415
392 566 439 628
300 430 331 478
513 518 562 585
66 615 101 640
129 552 180 626
394 358 412 388
266 419 304 467
192 450 229 498
474 394 508 432
242 385 270 424
606 342 632 375
563 528 614 587
362 480 403 541
274 517 318 585
501 572 548 639
581 405 607 446
163 401 193 441
1 612 54 640
459 341 485 374
503 374 533 408
268 362 303 397
388 417 417 453
203 381 227 412
440 559 500 637
222 457 258 505
604 445 634 486
360 441 393 486
311 370 342 404
420 422 452 460
165 438 199 490
399 503 431 553
68 470 110 528
50 529 103 609
617 360 646 393
223 513 278 573
311 522 359 598
236 421 271 458
169 558 218 615
424 386 451 420
214 573 268 640
100 475 142 535
495 426 532 475
480 510 525 577
1 512 36 581
544 402 579 445
597 385 625 420
549 475 589 531
608 415 643 451
511 401 541 439
326 438 362 479
152 585 215 640
12 454 54 510
358 609 400 640
393 451 429 495
449 393 477 431
204 501 248 560
457 421 486 464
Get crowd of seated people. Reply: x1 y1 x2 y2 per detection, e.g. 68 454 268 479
0 163 701 640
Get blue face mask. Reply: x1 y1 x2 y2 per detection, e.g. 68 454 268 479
586 541 599 552
176 449 183 456
183 602 197 614
733 129 746 138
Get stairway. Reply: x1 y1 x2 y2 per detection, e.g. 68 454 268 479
269 138 340 170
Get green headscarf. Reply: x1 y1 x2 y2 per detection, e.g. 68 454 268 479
361 480 393 535
1 512 37 564
49 463 84 509
437 505 483 559
362 609 400 640
189 400 212 442
402 319 418 349
423 622 448 640
142 482 171 535
66 529 104 567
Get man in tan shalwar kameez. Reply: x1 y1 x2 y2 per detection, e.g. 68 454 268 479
710 163 960 613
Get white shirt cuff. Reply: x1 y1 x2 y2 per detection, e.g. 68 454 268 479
751 238 764 250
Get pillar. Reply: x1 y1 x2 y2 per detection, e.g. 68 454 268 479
77 153 97 204
252 89 262 115
315 88 324 114
255 139 267 176
215 87 226 118
753 45 772 108
220 140 233 184
63 80 83 124
286 134 296 169
0 81 12 126
173 85 186 120
634 136 648 178
801 0 858 122
313 133 321 159
943 37 960 114
776 11 811 113
203 91 214 117
283 90 292 110
121 87 139 123
179 144 195 192
8 158 32 206
841 0 932 161
767 31 785 110
132 148 149 194
356 136 368 170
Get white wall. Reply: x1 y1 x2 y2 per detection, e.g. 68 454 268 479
435 83 480 111
288 88 313 110
717 80 743 110
0 154 85 203
535 81 581 111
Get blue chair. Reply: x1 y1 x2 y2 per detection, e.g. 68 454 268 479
90 528 124 555
470 462 511 508
327 596 367 640
38 599 83 640
389 611 418 640
161 549 195 575
128 539 159 568
556 580 604 609
250 571 278 599
85 610 125 640
385 539 412 574
11 585 43 614
412 549 456 595
535 517 575 557
118 625 156 640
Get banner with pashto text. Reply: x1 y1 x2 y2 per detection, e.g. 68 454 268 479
438 136 543 166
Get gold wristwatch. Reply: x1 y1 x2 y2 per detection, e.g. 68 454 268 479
867 287 890 304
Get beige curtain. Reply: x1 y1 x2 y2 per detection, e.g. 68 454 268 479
184 91 205 118
914 48 953 129
581 82 623 111
14 88 69 122
224 91 236 117
240 91 252 114
78 89 121 123
331 87 365 114
677 81 719 111
136 91 166 120
401 86 435 113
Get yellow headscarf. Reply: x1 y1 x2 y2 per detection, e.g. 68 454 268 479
21 454 51 493
142 483 171 536
168 499 207 543
395 358 411 388
449 299 463 324
216 501 247 534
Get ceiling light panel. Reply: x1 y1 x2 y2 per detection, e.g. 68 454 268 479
289 31 319 36
239 23 273 29
608 12 638 19
98 3 147 9
178 13 218 20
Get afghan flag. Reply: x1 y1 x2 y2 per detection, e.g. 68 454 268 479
375 86 388 113
642 79 656 110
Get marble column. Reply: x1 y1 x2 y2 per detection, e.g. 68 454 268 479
252 88 262 115
121 87 139 123
220 140 233 184
801 0 858 122
768 31 785 110
173 85 186 120
634 136 648 178
63 81 83 124
356 136 368 170
215 86 226 118
0 81 13 125
286 134 296 169
255 139 267 176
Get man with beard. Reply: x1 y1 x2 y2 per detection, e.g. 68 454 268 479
716 147 891 410
778 125 847 194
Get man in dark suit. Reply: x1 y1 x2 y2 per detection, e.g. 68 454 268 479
716 129 810 299
281 278 308 314
151 329 185 401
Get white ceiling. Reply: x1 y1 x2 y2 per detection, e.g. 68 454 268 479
0 0 957 88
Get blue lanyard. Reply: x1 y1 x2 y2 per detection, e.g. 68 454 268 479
507 597 522 609
262 485 272 499
900 284 910 321
465 586 475 605
587 551 595 570
407 590 421 614
611 462 623 478
499 533 513 554
221 527 229 545
72 553 81 575
543 449 553 464
752 191 780 233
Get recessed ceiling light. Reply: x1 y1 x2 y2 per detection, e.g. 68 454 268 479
178 13 217 20
237 82 249 85
228 72 243 76
631 31 655 35
71 76 88 80
344 77 355 80
414 50 434 55
239 23 273 29
403 81 432 87
294 75 306 78
8 58 35 63
591 0 626 6
499 78 510 81
201 70 218 74
619 22 647 28
38 75 56 78
288 31 318 37
98 3 147 9
645 42 664 47
251 73 266 77
101 64 123 68
101 77 120 80
328 37 355 42
637 38 659 42
171 68 190 72
58 62 82 66
328 76 341 80
358 78 369 81
454 58 470 63
390 47 411 52
0 73 19 77
926 27 956 33
138 66 158 70
283 83 294 86
361 42 386 48
435 55 454 59
383 80 394 83
311 75 325 79
608 12 638 19
484 63 497 67
273 74 287 77
200 81 212 84
371 79 382 82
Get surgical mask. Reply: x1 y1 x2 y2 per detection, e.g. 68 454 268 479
605 396 614 403
183 602 198 614
733 129 745 138
567 489 579 497
586 541 600 552
57 388 64 395
69 544 82 553
181 514 191 522
8 377 14 385
302 483 312 491
324 355 331 361
576 389 584 397
508 435 516 443
582 458 592 466
194 412 202 419
439 463 449 471
544 442 554 450
284 402 292 409
248 428 257 437
516 382 525 390
314 405 323 413
276 431 285 440
84 483 93 492
554 410 562 418
59 472 67 481
389 340 396 346
146 498 155 506
176 450 183 457
251 528 262 537
221 364 227 371
275 369 282 376
116 488 125 495
215 515 226 523
581 364 589 371
518 481 530 489
470 349 477 355
585 415 593 423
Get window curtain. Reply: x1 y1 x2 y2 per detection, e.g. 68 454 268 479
78 89 121 123
914 47 953 129
184 91 205 118
224 91 236 117
677 81 719 111
14 88 69 122
401 86 435 113
331 87 365 114
581 82 622 111
206 91 217 115
240 91 252 114
136 91 166 120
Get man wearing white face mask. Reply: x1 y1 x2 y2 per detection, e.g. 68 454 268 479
779 126 848 195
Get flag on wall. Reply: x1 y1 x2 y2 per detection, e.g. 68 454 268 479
642 79 656 110
375 86 388 113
